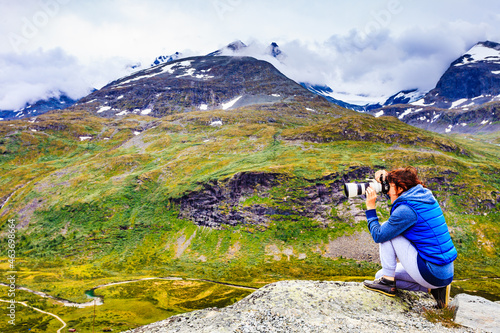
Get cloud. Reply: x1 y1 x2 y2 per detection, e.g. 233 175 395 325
263 22 500 103
2 0 500 110
0 48 136 110
214 19 500 106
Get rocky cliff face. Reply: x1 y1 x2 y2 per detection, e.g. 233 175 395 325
174 166 498 231
175 167 376 229
122 280 489 333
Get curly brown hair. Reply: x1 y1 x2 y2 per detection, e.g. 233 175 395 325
387 166 426 192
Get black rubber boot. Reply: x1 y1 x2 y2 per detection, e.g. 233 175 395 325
363 277 397 297
430 284 451 309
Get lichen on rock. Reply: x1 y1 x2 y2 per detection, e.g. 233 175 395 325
122 280 480 333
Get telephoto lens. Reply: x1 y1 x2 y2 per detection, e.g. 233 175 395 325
343 180 382 198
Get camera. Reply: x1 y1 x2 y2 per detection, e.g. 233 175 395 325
343 175 389 198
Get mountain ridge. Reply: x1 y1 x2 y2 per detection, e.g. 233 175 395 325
72 55 323 118
368 41 500 134
0 92 77 120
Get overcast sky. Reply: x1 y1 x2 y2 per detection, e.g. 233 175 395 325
1 0 500 109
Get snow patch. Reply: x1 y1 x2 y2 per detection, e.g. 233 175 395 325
161 63 177 74
176 68 196 78
116 110 128 116
455 44 500 66
178 60 193 67
97 106 112 113
374 110 384 118
117 95 124 100
141 109 152 115
200 104 208 111
118 73 158 85
272 94 281 97
134 131 141 136
410 98 427 106
210 120 223 127
398 108 413 119
492 70 500 75
116 62 178 86
222 96 242 110
450 98 468 108
176 67 214 80
80 136 92 141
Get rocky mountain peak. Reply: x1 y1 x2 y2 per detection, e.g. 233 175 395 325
266 41 286 61
152 52 182 67
419 40 500 108
206 40 248 56
75 55 320 118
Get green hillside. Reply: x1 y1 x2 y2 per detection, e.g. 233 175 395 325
1 99 499 332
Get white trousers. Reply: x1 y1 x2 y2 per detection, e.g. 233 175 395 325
375 235 438 291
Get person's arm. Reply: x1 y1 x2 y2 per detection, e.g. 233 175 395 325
366 205 417 243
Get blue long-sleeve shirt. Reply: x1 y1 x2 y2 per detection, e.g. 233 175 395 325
366 205 417 243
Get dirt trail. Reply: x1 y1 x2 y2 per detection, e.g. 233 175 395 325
0 299 67 333
0 276 258 309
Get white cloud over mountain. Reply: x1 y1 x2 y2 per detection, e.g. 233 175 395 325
1 0 500 108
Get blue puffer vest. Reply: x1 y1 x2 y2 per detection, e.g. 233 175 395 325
391 194 457 265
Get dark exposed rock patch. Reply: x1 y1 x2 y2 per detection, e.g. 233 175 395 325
174 167 374 229
174 166 499 228
175 172 286 228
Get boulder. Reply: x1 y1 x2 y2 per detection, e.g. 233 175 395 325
122 280 480 333
451 293 500 333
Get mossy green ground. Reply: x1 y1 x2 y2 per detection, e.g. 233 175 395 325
0 278 254 332
0 102 499 331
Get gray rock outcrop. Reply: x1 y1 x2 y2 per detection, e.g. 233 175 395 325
451 293 500 333
122 280 482 333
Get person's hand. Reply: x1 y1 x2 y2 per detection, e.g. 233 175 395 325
375 170 388 183
365 186 377 210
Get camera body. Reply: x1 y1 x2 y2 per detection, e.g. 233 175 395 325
343 175 390 198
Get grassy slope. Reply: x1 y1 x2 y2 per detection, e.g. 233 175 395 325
0 100 499 331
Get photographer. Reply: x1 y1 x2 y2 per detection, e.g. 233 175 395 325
362 167 457 308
